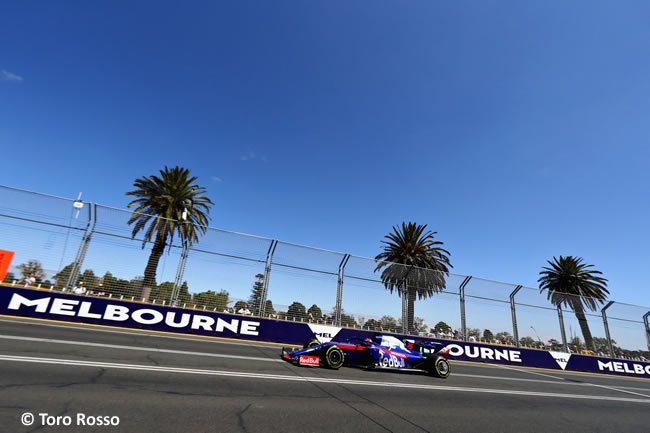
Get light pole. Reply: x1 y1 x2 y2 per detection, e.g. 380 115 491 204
531 325 543 348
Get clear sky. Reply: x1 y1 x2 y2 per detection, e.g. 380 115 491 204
2 1 649 314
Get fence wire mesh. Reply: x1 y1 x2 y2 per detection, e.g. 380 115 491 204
1 184 648 361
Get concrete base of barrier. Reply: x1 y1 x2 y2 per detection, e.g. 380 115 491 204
2 285 649 379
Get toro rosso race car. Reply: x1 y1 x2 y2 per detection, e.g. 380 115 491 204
281 334 452 378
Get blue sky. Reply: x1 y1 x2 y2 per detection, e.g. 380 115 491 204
2 1 650 315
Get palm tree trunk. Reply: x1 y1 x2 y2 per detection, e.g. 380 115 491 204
141 232 167 301
407 289 416 335
574 303 595 352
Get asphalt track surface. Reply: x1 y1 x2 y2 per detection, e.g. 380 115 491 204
0 317 649 433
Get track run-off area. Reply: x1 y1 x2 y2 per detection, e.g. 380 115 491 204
0 316 649 433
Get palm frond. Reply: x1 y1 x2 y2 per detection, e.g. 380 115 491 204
125 166 214 250
374 221 452 299
538 255 609 312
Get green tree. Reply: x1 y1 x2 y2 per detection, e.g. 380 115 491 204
570 336 584 352
3 272 16 283
495 331 512 343
126 166 213 301
341 313 358 328
79 269 99 290
248 273 265 315
307 304 323 321
233 300 248 313
101 271 118 287
483 329 494 341
194 290 229 311
214 290 229 312
538 256 609 352
123 277 144 299
519 336 535 347
433 321 451 333
286 302 306 321
100 272 131 297
592 337 615 354
150 281 175 303
413 317 428 333
53 263 74 289
379 315 402 333
374 222 452 334
17 259 47 283
547 338 563 351
467 328 481 339
176 281 191 305
363 319 382 330
264 300 275 317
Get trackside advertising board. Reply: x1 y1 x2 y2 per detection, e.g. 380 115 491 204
0 250 15 281
333 328 650 379
0 285 315 345
1 285 649 379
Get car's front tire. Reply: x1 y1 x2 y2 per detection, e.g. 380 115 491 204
322 345 345 369
427 356 451 379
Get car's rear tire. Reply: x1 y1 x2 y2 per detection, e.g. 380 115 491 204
303 338 320 349
322 345 345 369
427 356 451 379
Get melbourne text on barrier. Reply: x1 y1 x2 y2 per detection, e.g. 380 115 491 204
7 293 260 336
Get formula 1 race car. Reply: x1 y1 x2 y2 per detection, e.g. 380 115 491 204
281 334 452 378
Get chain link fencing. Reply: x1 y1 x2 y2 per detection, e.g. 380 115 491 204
1 184 648 360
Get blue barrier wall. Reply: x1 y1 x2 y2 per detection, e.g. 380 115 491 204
2 285 649 379
0 285 316 345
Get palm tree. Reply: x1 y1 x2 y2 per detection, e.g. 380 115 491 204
126 166 213 301
375 222 452 334
538 256 609 352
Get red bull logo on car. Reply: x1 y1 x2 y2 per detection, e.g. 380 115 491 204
298 355 320 367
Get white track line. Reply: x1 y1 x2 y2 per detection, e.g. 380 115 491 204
451 372 650 392
3 316 649 390
0 334 283 363
0 316 278 348
1 354 649 404
587 383 650 399
5 333 650 393
4 332 649 396
495 364 650 398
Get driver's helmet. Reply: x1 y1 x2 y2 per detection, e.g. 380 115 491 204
404 339 415 350
364 338 372 345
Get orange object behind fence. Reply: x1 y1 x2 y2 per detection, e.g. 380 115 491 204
0 250 15 281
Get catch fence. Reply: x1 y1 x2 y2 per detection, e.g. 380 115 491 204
1 184 648 360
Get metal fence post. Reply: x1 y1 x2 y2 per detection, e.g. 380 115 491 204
601 301 615 357
459 276 472 342
401 281 409 334
557 305 568 352
335 254 350 327
66 202 96 289
509 285 523 347
259 240 278 317
171 244 189 305
643 311 650 352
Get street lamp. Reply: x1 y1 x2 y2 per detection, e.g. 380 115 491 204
531 326 543 347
